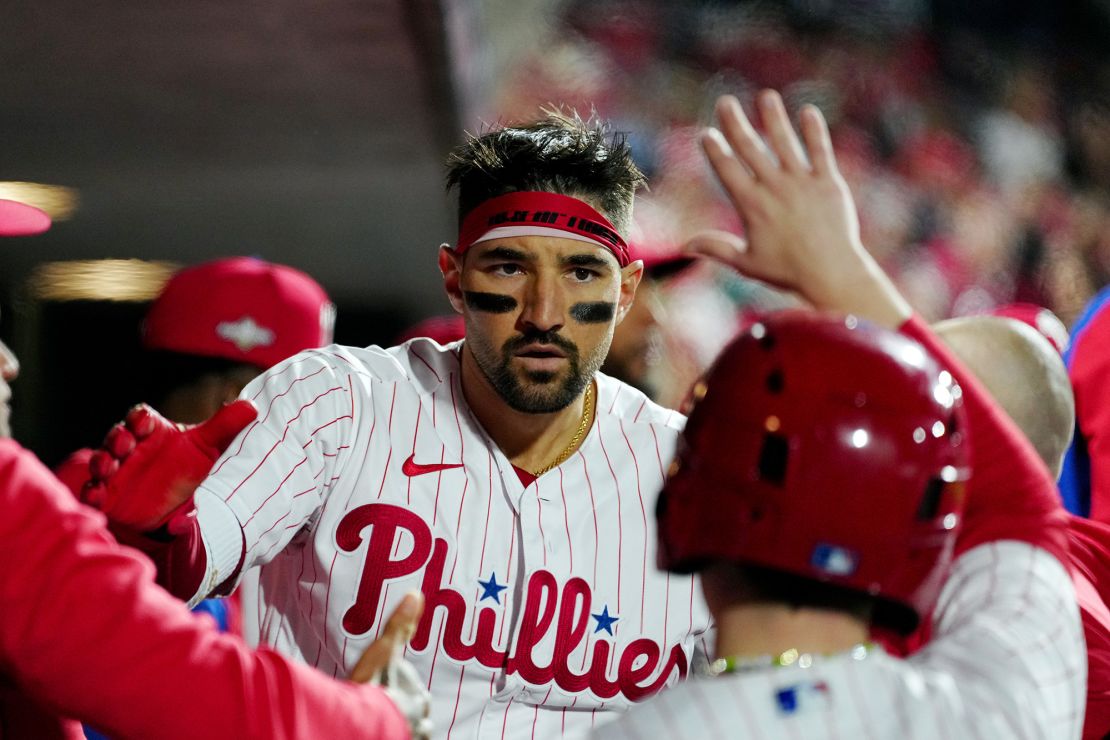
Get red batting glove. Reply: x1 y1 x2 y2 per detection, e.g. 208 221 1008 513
80 400 258 532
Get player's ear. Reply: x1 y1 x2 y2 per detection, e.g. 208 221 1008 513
615 260 644 325
439 244 465 314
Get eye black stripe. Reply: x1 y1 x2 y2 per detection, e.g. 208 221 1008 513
570 302 616 323
464 291 518 314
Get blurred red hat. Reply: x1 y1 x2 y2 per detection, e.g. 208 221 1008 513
142 257 335 369
628 197 695 278
0 199 51 237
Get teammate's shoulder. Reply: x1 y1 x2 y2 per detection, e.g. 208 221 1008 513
595 373 686 432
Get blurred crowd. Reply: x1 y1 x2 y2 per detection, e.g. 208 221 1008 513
494 0 1110 334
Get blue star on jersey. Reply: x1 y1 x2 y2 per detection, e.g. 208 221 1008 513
477 572 508 604
592 605 619 635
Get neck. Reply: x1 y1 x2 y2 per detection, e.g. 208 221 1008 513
459 343 593 474
712 602 870 661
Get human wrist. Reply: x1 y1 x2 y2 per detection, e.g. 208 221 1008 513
802 244 911 329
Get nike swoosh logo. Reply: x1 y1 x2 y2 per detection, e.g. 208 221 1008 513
402 454 464 477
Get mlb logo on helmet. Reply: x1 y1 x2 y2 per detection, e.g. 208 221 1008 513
810 542 859 577
775 680 831 716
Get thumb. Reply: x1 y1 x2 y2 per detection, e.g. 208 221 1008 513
685 229 750 270
190 400 258 453
349 591 425 684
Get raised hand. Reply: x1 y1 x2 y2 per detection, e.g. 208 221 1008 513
81 400 257 532
350 592 432 739
690 89 911 328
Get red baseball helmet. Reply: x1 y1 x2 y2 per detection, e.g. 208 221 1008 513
658 311 969 631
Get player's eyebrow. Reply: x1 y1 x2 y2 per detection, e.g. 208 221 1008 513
562 254 614 272
475 246 530 263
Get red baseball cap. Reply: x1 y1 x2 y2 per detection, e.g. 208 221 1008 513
0 199 51 237
142 257 335 369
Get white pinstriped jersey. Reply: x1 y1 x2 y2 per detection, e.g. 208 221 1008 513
192 338 712 739
595 540 1086 740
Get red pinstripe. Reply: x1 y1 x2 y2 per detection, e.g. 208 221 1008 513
308 414 351 437
314 551 340 666
411 347 442 383
244 456 308 525
258 366 331 423
445 665 467 740
619 420 648 633
535 479 548 568
254 512 295 560
337 383 375 511
597 423 624 616
406 397 424 506
432 444 447 527
210 419 261 477
448 477 469 584
477 451 495 581
386 382 398 432
249 359 301 401
498 524 517 645
500 696 515 740
649 424 666 478
558 467 574 573
319 350 357 367
577 451 600 589
226 385 345 502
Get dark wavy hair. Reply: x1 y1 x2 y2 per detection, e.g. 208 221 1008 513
445 110 645 236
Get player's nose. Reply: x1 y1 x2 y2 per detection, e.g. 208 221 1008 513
0 340 19 382
518 273 566 334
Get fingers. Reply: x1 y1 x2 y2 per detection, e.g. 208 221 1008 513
349 592 425 683
685 230 750 269
758 90 809 174
104 424 137 459
714 95 779 184
191 399 258 452
82 481 107 508
89 450 120 480
799 104 836 178
125 404 159 438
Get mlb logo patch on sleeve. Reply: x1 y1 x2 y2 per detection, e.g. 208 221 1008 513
774 680 831 716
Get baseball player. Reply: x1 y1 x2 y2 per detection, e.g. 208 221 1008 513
55 256 336 639
598 89 1083 737
936 313 1110 740
0 199 425 740
82 113 712 737
1059 285 1110 519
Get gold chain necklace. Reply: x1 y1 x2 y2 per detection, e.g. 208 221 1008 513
708 643 873 675
530 381 595 477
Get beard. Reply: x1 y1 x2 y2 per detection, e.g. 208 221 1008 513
470 328 606 414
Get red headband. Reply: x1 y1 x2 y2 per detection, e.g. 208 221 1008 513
456 191 630 266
